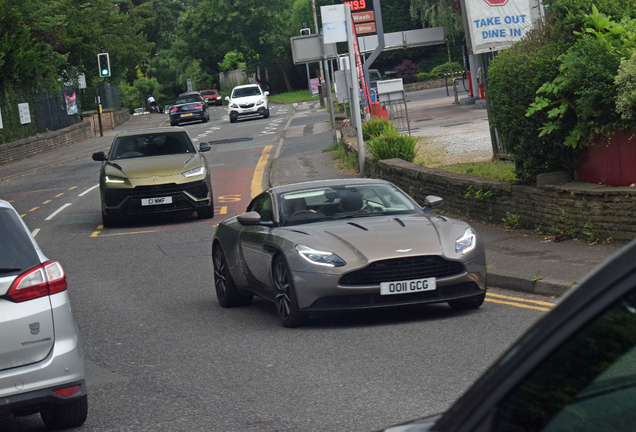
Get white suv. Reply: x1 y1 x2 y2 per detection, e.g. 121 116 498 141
225 84 269 123
0 200 87 429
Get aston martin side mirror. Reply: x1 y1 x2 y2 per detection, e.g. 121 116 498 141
237 211 262 225
423 195 443 211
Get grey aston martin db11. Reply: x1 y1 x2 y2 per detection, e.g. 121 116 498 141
212 179 486 327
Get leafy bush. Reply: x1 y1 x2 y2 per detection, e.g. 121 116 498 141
366 132 418 162
395 60 419 84
526 6 634 149
430 62 464 76
616 51 636 120
488 20 576 184
416 72 438 82
362 116 397 141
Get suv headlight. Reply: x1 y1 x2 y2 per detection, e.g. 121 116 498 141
455 228 476 255
257 98 266 106
296 244 346 267
182 166 206 177
105 175 126 184
229 102 238 108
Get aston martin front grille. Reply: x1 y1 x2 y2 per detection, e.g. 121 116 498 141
339 256 465 286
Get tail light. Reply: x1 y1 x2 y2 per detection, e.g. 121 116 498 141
194 105 203 109
170 108 178 113
6 261 67 303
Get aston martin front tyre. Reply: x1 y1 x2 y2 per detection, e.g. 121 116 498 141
213 244 245 308
448 292 486 310
273 256 305 328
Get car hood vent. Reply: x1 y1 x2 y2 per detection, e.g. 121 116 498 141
347 222 368 231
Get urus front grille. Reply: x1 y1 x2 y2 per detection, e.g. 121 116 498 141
340 256 465 286
105 180 208 206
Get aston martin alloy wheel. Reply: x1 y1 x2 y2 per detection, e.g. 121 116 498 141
274 257 305 327
213 245 252 308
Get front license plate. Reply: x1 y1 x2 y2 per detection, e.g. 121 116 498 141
181 113 193 117
380 277 436 295
141 197 173 206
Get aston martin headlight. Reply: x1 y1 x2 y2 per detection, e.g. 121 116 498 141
296 244 346 267
105 175 126 184
256 98 265 105
182 166 206 177
456 228 476 255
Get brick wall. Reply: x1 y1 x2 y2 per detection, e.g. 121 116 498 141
82 109 130 136
372 158 636 241
0 122 94 167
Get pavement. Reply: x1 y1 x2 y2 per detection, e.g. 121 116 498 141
0 91 626 298
270 88 626 298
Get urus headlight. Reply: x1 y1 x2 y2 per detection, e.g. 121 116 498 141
182 166 206 177
296 244 346 267
105 175 126 184
456 228 476 255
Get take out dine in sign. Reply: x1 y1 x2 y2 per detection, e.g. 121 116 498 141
464 0 542 54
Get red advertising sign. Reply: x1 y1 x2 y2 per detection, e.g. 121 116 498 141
483 0 509 5
350 16 371 106
355 22 376 35
352 11 375 23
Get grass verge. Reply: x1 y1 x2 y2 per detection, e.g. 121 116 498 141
323 140 359 173
435 160 516 182
268 91 320 104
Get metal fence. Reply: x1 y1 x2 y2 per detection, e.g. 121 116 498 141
0 83 121 145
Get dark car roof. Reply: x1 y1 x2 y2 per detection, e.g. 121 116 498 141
179 91 202 97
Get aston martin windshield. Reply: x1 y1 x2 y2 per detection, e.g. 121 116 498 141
279 184 421 226
110 132 196 160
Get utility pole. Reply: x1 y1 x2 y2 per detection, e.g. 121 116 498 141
311 0 325 93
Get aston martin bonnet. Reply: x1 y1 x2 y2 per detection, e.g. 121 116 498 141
212 179 487 327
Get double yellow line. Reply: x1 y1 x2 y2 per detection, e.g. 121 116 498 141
486 292 555 312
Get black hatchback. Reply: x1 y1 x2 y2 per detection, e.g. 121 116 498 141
169 92 209 126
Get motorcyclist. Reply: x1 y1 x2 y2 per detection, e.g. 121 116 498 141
147 95 158 113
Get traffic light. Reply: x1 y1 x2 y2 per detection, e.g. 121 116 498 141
300 28 310 36
97 53 111 78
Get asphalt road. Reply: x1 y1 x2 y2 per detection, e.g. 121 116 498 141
0 103 554 431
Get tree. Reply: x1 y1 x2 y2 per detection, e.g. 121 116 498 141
0 0 67 94
410 0 464 39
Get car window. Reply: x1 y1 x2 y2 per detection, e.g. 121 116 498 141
247 193 274 222
111 133 196 159
0 208 41 277
232 87 261 98
494 289 636 432
174 97 200 104
278 184 420 226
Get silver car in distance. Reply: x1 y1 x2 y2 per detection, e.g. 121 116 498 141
212 179 487 327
